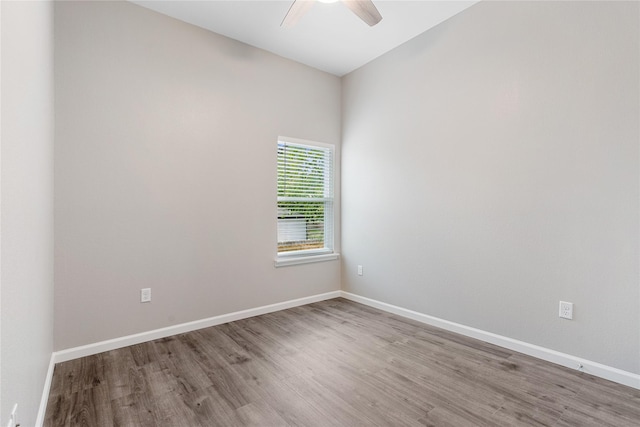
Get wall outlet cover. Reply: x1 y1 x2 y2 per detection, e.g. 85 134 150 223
141 288 151 303
559 301 573 320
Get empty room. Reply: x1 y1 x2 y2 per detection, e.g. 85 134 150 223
1 0 639 426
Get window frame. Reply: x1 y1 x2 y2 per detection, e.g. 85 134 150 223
275 136 339 267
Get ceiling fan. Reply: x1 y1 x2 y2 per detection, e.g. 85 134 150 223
281 0 383 28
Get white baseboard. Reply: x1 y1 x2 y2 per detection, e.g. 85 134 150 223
340 291 640 390
35 354 55 427
53 290 341 364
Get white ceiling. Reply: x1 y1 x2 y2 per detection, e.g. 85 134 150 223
131 0 478 76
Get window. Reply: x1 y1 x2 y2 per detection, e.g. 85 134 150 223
276 137 337 266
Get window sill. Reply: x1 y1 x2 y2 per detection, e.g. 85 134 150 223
274 252 340 268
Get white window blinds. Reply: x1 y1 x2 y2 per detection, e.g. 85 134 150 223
277 138 334 255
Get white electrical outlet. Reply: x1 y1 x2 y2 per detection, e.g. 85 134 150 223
357 265 363 276
141 288 151 303
559 301 573 319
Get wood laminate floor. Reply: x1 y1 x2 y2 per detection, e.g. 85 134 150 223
45 298 640 426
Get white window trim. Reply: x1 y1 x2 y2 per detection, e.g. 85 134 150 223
274 252 340 268
276 136 336 267
278 136 334 150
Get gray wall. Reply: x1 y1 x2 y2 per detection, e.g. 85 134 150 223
54 1 341 350
1 1 55 425
342 1 639 374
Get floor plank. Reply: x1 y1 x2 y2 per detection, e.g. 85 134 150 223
44 298 640 426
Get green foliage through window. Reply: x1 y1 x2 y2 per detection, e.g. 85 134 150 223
277 140 334 253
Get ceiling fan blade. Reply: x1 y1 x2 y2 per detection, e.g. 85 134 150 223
341 0 382 26
281 0 316 28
